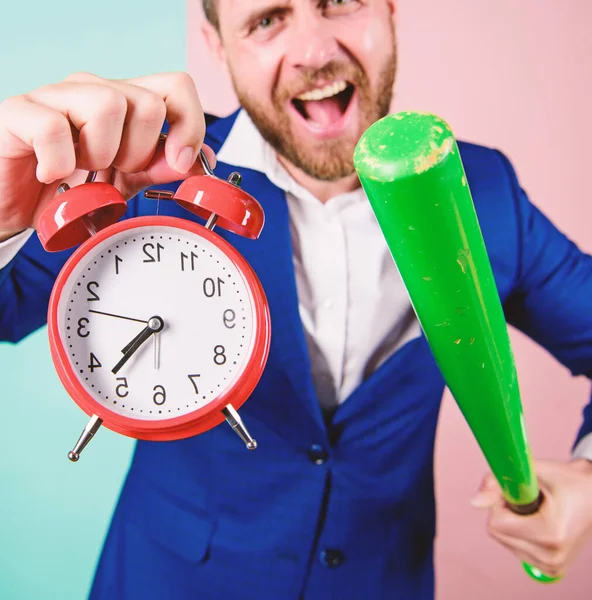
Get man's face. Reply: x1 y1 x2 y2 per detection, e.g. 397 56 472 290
212 0 397 181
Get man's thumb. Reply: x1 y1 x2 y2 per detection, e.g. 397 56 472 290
118 143 217 201
471 473 500 508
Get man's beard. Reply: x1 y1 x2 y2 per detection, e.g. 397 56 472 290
231 46 397 182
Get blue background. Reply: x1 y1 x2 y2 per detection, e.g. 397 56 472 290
0 2 186 597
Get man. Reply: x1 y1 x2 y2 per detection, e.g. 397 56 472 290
0 0 591 598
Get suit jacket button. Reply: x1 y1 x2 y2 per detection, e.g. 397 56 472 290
319 549 345 568
308 444 328 465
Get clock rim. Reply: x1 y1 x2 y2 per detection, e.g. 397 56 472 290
47 215 271 441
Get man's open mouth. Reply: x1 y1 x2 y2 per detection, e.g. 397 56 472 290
291 80 355 127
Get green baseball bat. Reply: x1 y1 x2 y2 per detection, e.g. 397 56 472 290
353 111 558 584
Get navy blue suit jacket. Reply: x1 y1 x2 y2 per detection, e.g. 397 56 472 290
1 111 591 599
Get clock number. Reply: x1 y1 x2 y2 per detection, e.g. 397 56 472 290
203 277 225 298
87 281 100 302
153 384 166 405
115 377 129 398
143 243 164 263
180 251 198 272
213 345 226 365
77 317 90 338
223 309 236 329
88 353 102 373
188 374 201 394
115 255 123 275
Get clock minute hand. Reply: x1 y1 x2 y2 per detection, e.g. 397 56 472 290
88 309 150 354
112 316 164 375
88 309 148 324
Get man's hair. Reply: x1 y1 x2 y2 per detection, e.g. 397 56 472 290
202 0 219 30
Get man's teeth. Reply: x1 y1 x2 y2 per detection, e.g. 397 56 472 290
296 81 348 102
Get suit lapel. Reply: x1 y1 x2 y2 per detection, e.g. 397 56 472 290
214 165 325 431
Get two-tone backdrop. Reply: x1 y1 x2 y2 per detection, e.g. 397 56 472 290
1 0 591 598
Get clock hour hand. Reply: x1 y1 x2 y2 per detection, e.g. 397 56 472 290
121 328 150 355
112 316 164 374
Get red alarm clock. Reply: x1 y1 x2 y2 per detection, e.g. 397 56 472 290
36 149 271 462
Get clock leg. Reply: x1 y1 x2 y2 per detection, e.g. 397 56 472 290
68 414 103 462
222 405 258 450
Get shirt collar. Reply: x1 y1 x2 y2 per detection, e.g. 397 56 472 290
217 109 297 194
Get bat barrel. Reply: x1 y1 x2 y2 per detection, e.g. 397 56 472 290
353 112 559 582
354 111 538 506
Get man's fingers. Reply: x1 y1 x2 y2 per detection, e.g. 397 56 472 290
25 82 128 177
125 72 206 173
489 530 566 578
115 142 217 200
64 72 170 174
0 70 212 229
492 534 541 568
1 71 207 186
487 490 564 545
485 498 570 578
64 71 207 175
0 95 76 183
6 71 207 184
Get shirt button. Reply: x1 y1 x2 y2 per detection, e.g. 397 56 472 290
319 549 346 568
308 444 329 465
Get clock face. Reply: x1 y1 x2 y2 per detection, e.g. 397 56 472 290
53 221 262 424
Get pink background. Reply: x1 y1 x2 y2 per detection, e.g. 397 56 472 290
187 0 592 597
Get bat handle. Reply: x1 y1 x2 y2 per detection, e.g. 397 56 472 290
506 492 561 583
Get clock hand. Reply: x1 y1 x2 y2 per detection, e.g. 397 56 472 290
112 316 164 374
88 309 151 354
121 322 164 355
153 332 161 370
121 328 150 354
88 309 148 325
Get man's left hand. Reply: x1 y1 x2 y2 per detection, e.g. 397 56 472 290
471 459 592 578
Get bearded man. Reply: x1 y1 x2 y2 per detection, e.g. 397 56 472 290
0 1 592 598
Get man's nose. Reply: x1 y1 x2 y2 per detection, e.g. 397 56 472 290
284 16 340 71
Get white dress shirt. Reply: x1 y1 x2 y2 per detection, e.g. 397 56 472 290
0 228 33 269
1 110 591 457
217 110 421 412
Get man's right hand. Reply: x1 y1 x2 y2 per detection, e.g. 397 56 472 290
0 71 216 242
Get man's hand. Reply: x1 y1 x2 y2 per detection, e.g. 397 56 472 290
471 459 592 578
0 71 216 241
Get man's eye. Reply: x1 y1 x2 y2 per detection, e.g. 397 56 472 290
324 0 359 13
256 16 275 30
248 12 286 37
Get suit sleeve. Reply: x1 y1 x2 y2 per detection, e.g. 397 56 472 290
0 232 74 343
497 151 592 448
